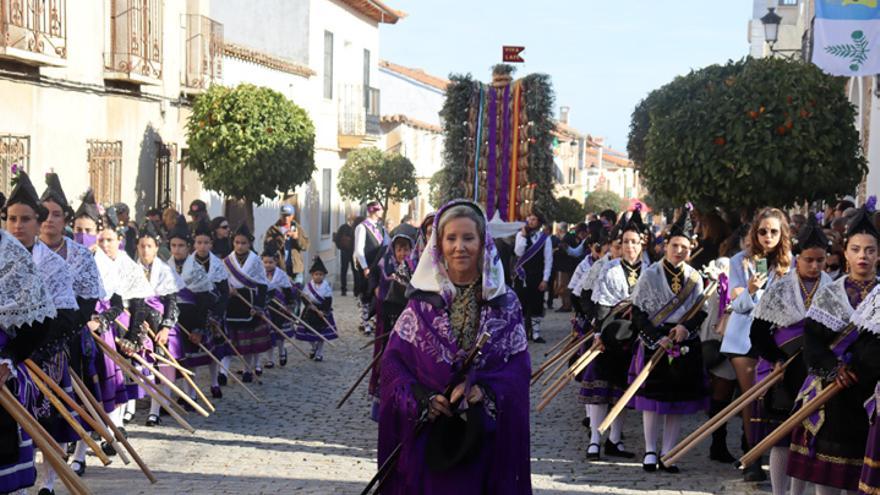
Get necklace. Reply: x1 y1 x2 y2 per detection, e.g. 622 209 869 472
663 261 682 294
850 277 877 301
623 260 641 287
798 275 820 309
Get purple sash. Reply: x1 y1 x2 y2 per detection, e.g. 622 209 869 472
224 257 259 289
498 85 512 221
178 288 197 305
307 282 326 304
486 87 498 214
364 220 384 246
649 273 701 327
513 232 548 280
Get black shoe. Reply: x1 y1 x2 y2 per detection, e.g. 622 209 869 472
604 439 636 459
242 371 253 383
585 443 600 460
279 351 288 367
341 290 347 297
67 442 77 455
709 438 736 463
38 488 54 495
264 361 274 369
101 440 117 456
255 367 263 377
659 460 680 474
309 351 316 360
211 385 222 399
217 372 228 386
71 459 85 477
582 416 591 429
643 452 658 472
533 336 547 344
314 355 324 362
145 414 160 427
122 411 134 424
743 460 766 482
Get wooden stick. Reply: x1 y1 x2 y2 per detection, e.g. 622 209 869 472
0 388 91 495
144 349 195 376
531 333 590 383
543 332 575 357
177 323 262 403
337 348 385 409
65 368 130 466
268 303 334 346
113 318 196 378
540 341 587 387
739 381 842 468
284 286 341 337
598 347 665 434
89 333 195 433
208 320 255 375
233 292 311 359
360 331 391 350
23 360 115 446
662 352 799 465
541 344 601 399
126 351 210 418
27 367 112 466
146 326 216 413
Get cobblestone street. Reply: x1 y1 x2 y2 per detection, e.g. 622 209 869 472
58 293 771 494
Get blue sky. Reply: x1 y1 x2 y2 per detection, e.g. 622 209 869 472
380 1 753 152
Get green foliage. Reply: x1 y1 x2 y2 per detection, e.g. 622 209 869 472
554 196 587 224
186 84 315 204
439 73 476 201
428 169 447 209
522 73 558 217
337 148 419 216
628 57 866 214
584 190 623 215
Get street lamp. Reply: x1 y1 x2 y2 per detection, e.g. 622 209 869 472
759 7 800 59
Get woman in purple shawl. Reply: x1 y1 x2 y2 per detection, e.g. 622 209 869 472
376 199 532 494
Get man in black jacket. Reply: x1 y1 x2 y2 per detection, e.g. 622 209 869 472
334 215 355 296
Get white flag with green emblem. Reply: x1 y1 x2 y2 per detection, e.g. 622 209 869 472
812 0 880 76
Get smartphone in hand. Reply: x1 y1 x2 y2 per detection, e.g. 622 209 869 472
755 258 768 276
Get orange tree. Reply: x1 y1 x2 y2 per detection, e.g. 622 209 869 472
628 57 866 215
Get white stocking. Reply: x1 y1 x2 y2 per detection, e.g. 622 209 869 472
42 460 57 490
220 356 231 374
209 363 219 387
149 366 175 415
588 404 608 446
789 476 806 495
73 440 88 463
769 446 789 495
109 406 124 427
609 415 624 445
643 411 660 456
661 414 681 457
584 404 591 420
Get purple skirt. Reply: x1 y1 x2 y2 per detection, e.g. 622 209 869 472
628 343 709 415
37 353 82 443
227 321 273 355
271 322 296 345
95 313 130 412
579 361 624 405
183 332 220 369
294 313 338 343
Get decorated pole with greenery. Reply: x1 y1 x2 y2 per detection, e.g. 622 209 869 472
185 83 315 227
628 57 866 215
337 147 419 221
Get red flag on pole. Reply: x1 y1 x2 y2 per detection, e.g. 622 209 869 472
502 46 525 63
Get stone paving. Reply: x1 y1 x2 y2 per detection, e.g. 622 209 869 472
42 293 773 494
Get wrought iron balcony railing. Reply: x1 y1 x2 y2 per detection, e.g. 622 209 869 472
104 0 162 83
339 85 381 137
183 14 222 91
0 0 66 66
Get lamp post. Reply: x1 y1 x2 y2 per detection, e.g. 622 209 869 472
760 7 801 59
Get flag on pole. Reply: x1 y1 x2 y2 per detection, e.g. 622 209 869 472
812 0 880 76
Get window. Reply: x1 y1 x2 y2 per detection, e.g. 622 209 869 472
0 135 30 196
321 168 332 236
363 48 371 107
88 140 123 205
156 141 178 209
323 31 334 99
779 0 797 5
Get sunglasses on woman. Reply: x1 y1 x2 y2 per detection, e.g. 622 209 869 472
757 228 779 237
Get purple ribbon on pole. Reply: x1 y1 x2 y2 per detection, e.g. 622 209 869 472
486 87 497 215
717 273 729 319
499 85 512 221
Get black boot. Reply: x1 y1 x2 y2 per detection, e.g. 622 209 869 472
741 433 767 481
708 400 736 463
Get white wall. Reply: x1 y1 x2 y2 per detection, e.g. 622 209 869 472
377 68 445 126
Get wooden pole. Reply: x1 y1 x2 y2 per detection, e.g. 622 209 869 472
531 333 590 383
208 320 255 374
360 331 391 350
146 326 216 413
64 369 129 465
89 332 195 433
232 292 310 359
26 367 112 466
540 340 587 387
598 347 665 434
23 360 115 446
267 303 334 346
739 382 842 468
177 323 262 403
661 352 799 465
0 388 91 495
537 346 602 412
543 332 575 358
337 348 385 409
125 350 210 418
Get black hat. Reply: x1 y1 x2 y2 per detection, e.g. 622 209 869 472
40 172 73 220
609 214 627 240
74 190 100 222
193 219 212 239
844 196 879 243
114 202 130 216
188 199 207 216
424 406 482 472
232 223 254 243
261 243 280 259
3 171 48 222
167 215 191 243
138 219 162 243
794 214 831 254
668 204 696 240
620 208 647 238
100 205 120 232
309 256 328 274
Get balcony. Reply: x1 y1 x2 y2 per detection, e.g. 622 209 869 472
182 14 222 93
338 85 380 149
104 0 162 85
0 0 66 66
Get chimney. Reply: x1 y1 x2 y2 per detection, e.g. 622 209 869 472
559 106 570 124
